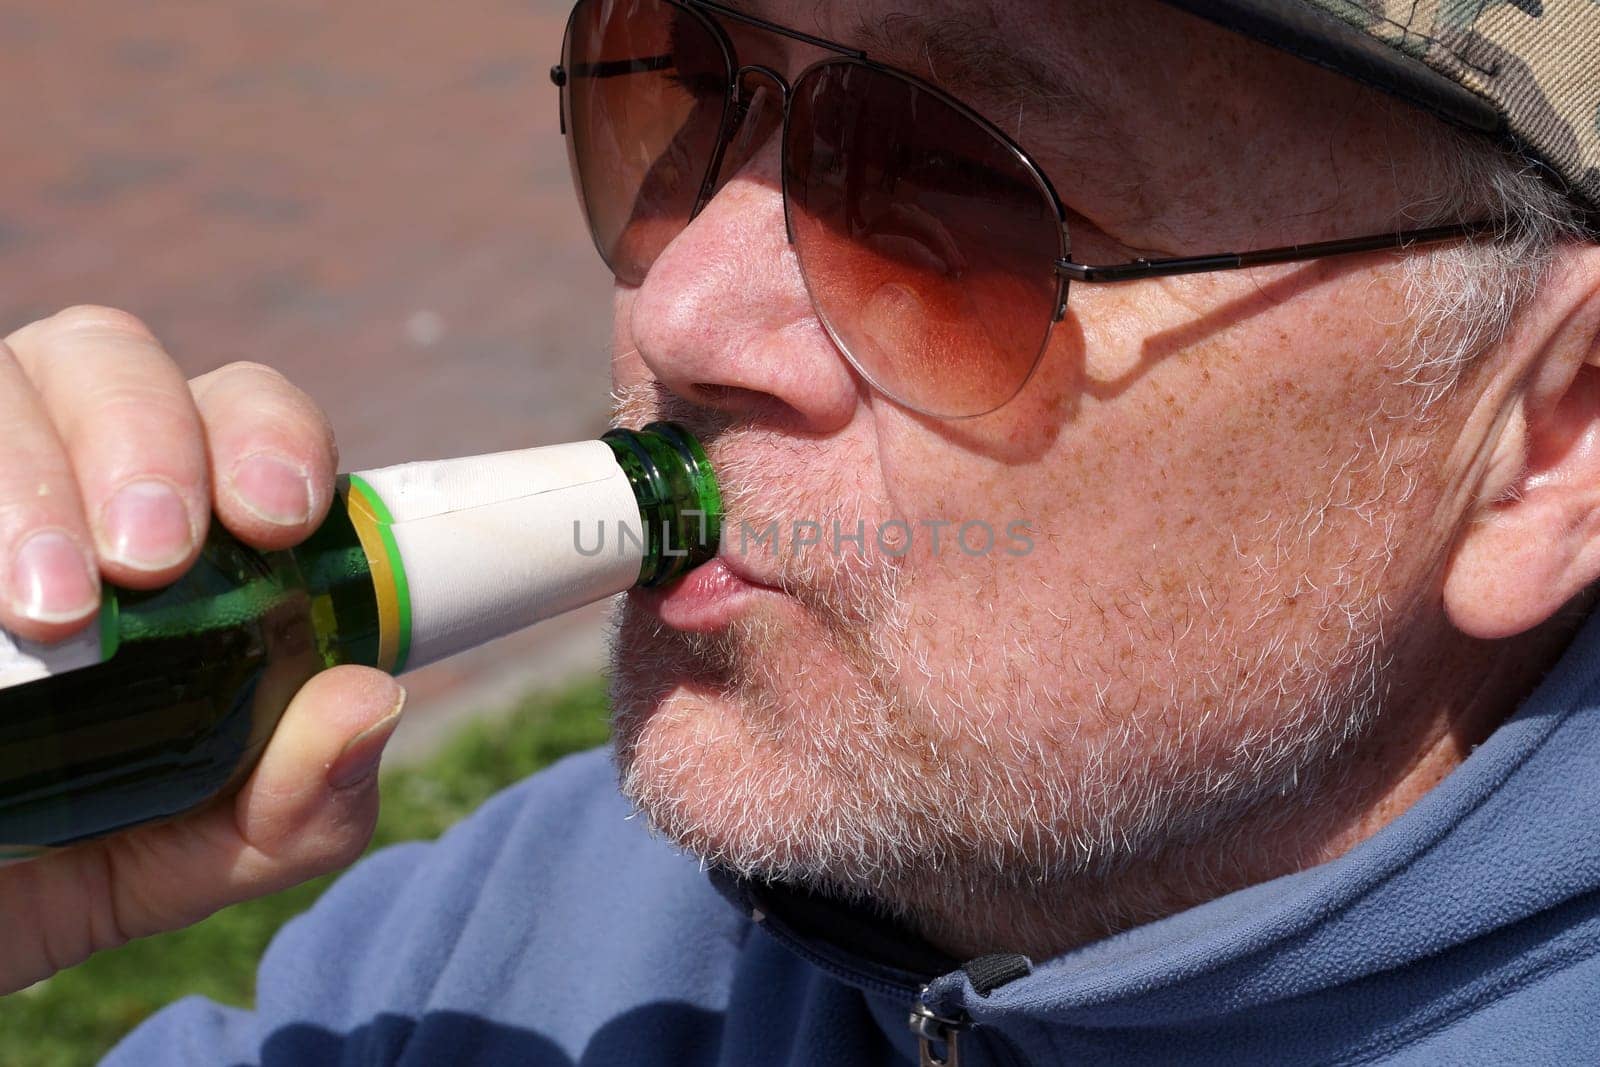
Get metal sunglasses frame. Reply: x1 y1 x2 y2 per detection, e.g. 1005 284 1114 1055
551 0 1495 415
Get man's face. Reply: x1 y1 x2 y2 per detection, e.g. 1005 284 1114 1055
606 0 1486 946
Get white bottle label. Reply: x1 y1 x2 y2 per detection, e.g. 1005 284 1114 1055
349 439 645 674
0 608 112 692
0 440 647 691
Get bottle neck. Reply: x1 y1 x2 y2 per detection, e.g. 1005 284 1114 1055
347 425 720 675
602 422 723 588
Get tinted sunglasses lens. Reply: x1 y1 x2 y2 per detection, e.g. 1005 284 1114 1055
787 63 1062 418
563 0 730 285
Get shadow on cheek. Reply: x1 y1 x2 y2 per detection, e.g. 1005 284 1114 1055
1100 256 1371 400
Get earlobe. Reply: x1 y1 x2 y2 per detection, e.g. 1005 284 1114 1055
1444 278 1600 641
1443 454 1599 641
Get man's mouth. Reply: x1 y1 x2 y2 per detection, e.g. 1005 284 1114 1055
629 554 785 634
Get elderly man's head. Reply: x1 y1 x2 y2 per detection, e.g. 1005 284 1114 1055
583 0 1600 955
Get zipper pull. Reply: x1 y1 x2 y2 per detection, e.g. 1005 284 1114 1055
908 986 967 1067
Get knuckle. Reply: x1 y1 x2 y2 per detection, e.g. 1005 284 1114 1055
201 363 336 456
323 806 379 870
99 831 213 944
66 390 203 468
90 382 194 422
319 832 370 874
215 359 286 386
87 842 138 952
0 496 80 541
46 305 157 344
267 808 372 877
0 460 83 534
197 362 300 416
33 842 130 978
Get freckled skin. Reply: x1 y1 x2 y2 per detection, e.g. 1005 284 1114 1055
604 0 1581 957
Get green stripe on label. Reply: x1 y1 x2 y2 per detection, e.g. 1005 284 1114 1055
347 474 413 675
98 590 121 661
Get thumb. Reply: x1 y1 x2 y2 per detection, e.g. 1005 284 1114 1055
2 666 406 993
113 665 409 931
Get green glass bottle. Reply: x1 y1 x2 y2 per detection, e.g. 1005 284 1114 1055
0 423 720 861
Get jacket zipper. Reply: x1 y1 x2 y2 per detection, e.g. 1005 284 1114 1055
909 986 967 1066
744 894 1033 1066
911 987 1039 1067
757 918 965 1065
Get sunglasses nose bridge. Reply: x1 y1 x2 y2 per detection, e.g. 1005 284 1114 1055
729 64 792 153
697 64 795 238
742 66 794 246
733 63 792 107
738 65 799 246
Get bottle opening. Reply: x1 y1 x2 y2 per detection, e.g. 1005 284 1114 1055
603 423 723 588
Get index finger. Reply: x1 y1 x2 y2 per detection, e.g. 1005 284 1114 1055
7 307 209 591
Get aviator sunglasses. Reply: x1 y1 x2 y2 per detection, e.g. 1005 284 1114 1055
551 0 1491 419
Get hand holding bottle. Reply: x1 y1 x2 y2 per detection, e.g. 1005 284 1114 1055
0 307 407 995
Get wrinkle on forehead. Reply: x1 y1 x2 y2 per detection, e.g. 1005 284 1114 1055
850 4 1109 128
706 0 1107 125
700 0 1113 156
704 0 1449 248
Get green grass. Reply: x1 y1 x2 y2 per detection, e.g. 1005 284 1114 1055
0 675 613 1067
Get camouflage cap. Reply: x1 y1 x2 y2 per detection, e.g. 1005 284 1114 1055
1156 0 1600 224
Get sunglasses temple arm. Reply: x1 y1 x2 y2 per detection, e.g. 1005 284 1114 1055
1056 221 1498 284
557 55 676 80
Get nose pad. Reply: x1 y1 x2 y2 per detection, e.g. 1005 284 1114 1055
706 67 788 201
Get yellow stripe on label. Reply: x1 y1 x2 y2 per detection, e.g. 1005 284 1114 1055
344 476 411 674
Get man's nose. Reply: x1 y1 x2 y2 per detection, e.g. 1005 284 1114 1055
625 138 861 431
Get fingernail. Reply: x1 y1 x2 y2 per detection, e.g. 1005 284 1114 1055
229 452 313 527
10 530 99 623
102 479 195 571
328 686 407 790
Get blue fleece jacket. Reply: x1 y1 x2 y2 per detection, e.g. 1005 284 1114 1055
103 611 1600 1065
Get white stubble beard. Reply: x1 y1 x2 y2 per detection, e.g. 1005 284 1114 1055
607 383 1415 951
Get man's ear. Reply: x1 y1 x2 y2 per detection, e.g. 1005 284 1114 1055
1445 247 1600 640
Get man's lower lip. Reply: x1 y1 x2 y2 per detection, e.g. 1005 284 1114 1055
631 558 774 632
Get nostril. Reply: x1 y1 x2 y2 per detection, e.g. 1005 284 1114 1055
690 383 794 421
692 383 757 406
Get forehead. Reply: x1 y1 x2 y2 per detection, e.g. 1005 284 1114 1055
717 0 1371 143
720 0 1243 90
717 0 1118 99
708 0 1444 242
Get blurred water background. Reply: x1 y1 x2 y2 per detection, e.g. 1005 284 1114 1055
0 0 617 760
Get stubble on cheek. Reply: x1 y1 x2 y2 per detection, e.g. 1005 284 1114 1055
608 587 920 877
602 310 1457 918
603 425 1051 888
